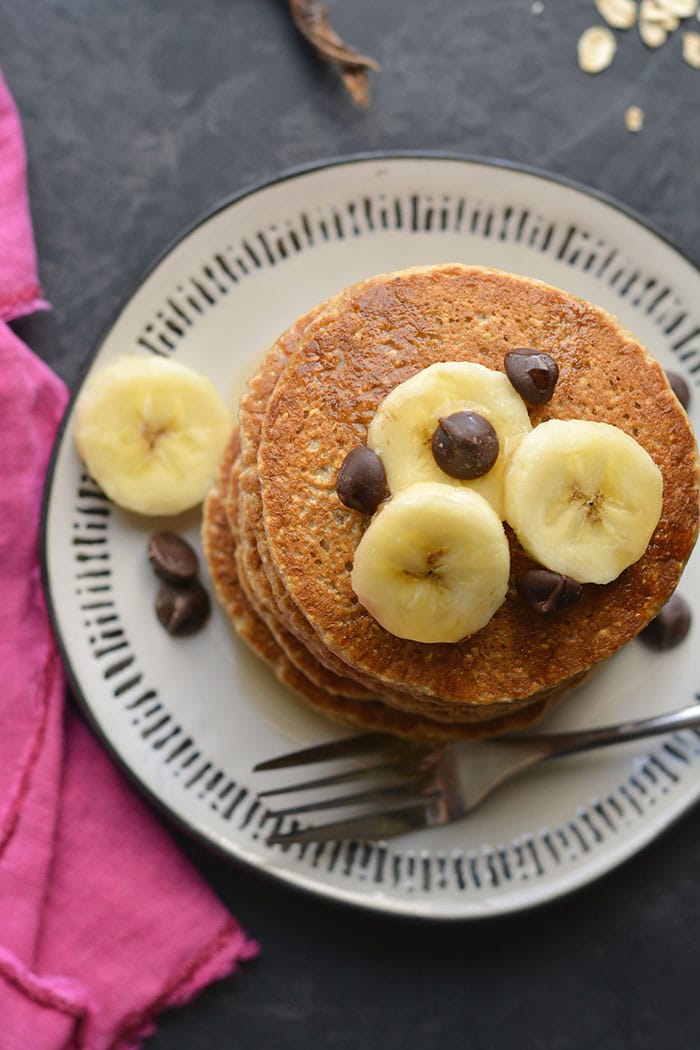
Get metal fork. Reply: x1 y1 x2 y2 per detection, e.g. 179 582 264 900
254 704 700 845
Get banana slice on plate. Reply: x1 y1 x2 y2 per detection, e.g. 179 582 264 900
351 482 510 643
74 355 231 516
504 419 663 585
367 362 532 516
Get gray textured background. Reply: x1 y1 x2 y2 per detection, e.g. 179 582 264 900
2 1 700 1047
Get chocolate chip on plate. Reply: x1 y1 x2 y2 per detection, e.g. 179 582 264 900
148 531 199 583
504 348 559 405
336 445 389 514
155 580 211 636
665 369 691 411
516 569 583 615
639 593 691 651
431 411 499 480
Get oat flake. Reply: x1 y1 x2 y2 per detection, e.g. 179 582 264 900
682 29 700 65
639 17 669 44
595 0 638 29
624 105 645 131
656 0 698 17
578 25 618 72
640 0 680 28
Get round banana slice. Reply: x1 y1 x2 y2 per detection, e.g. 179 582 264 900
74 355 231 516
504 419 663 585
351 482 510 643
367 362 532 517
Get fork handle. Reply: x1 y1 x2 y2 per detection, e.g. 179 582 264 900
517 703 700 759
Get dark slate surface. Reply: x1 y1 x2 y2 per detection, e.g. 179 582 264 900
2 1 699 1047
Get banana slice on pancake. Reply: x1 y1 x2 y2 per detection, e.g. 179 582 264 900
367 362 532 516
351 482 510 643
504 419 663 585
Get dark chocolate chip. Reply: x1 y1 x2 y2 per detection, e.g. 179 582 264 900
515 569 583 615
504 348 559 405
665 369 690 410
639 593 691 651
431 411 499 480
148 531 199 583
336 446 389 514
155 580 211 636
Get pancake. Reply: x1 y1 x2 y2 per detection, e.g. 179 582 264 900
256 265 698 713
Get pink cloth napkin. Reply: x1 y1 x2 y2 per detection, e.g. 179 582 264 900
0 69 257 1050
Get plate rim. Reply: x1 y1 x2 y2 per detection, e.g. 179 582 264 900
40 150 700 921
84 148 700 293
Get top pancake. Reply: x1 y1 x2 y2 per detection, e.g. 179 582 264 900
258 265 699 707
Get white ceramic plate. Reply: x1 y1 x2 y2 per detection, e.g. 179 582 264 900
43 155 700 920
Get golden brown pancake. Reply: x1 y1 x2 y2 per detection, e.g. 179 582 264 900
255 265 698 714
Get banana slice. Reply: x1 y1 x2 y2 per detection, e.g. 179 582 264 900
367 362 532 516
504 419 663 585
351 482 510 643
74 355 231 516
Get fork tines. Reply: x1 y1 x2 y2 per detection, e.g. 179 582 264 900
264 800 439 847
253 732 420 771
254 733 438 845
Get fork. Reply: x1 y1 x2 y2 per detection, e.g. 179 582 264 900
254 703 700 845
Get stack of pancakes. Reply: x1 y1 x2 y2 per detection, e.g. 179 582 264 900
202 265 698 740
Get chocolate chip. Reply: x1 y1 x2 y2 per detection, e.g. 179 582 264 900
665 369 690 410
504 349 559 405
336 446 389 514
148 531 199 583
155 580 211 636
516 569 583 615
431 411 499 480
639 593 691 651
